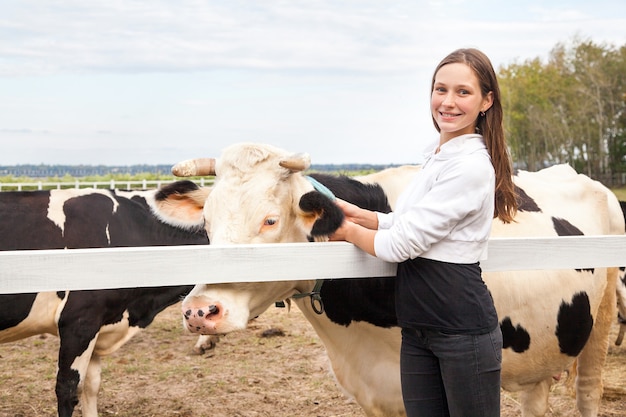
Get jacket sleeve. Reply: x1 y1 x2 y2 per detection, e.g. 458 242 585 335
376 211 395 230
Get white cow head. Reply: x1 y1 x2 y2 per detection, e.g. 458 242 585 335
173 143 343 245
172 143 346 334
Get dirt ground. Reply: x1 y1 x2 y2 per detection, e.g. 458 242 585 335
0 303 624 417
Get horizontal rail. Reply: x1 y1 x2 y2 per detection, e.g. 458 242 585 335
0 178 214 191
1 235 625 294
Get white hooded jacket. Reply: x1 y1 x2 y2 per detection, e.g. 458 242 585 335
374 133 495 264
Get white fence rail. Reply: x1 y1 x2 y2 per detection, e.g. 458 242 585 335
0 179 214 191
1 236 626 294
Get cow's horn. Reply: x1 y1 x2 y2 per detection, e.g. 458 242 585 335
171 158 216 177
279 153 311 172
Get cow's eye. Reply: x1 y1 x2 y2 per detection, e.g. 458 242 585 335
264 217 278 226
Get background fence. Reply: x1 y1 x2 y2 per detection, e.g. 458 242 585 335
0 178 214 191
1 236 626 294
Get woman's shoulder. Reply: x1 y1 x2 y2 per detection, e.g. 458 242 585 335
440 150 494 187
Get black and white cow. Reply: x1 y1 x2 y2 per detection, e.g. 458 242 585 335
163 143 622 417
0 182 216 417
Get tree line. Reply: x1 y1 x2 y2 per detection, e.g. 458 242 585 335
0 164 389 183
499 37 626 186
0 164 174 178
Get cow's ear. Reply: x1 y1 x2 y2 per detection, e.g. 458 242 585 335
153 180 210 229
298 191 344 237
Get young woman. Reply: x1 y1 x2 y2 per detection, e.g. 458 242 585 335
330 48 518 416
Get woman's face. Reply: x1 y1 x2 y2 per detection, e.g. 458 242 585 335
431 62 493 143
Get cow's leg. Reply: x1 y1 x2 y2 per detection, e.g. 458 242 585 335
80 354 102 417
574 268 617 417
56 335 98 417
56 337 89 417
55 364 80 417
192 334 220 355
56 297 102 417
519 379 551 417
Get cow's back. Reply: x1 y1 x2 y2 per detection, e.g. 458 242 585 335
0 190 67 250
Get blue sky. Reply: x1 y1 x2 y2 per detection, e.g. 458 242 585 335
1 0 625 166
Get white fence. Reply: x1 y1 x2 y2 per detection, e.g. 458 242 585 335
0 178 214 191
1 235 626 294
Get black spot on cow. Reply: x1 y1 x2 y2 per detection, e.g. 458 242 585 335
321 277 397 328
0 293 39 330
556 292 593 356
515 186 541 212
500 317 531 353
552 217 584 237
0 191 65 249
63 193 116 248
155 180 200 201
310 173 391 213
552 217 594 274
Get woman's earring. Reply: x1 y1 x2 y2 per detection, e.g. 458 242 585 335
480 111 486 117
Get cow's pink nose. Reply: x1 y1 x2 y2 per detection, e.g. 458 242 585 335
182 302 223 334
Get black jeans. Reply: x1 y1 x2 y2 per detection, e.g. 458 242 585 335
400 326 502 417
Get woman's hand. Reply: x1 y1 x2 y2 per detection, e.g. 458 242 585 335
334 198 379 230
329 199 379 251
334 199 362 223
329 199 358 242
329 218 354 242
329 203 378 256
329 199 360 242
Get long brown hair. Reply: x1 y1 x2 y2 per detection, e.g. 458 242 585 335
431 48 517 223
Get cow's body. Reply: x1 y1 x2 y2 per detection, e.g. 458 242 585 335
0 183 213 417
166 143 623 417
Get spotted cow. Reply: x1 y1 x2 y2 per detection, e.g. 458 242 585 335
0 182 217 417
161 143 623 417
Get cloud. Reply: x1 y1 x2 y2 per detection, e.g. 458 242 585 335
1 0 435 76
0 128 51 134
2 0 625 78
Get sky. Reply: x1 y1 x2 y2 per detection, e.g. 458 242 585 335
1 1 625 167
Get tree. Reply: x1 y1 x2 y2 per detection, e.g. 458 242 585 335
499 37 626 184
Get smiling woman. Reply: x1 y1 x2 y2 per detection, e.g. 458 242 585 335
328 48 518 417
